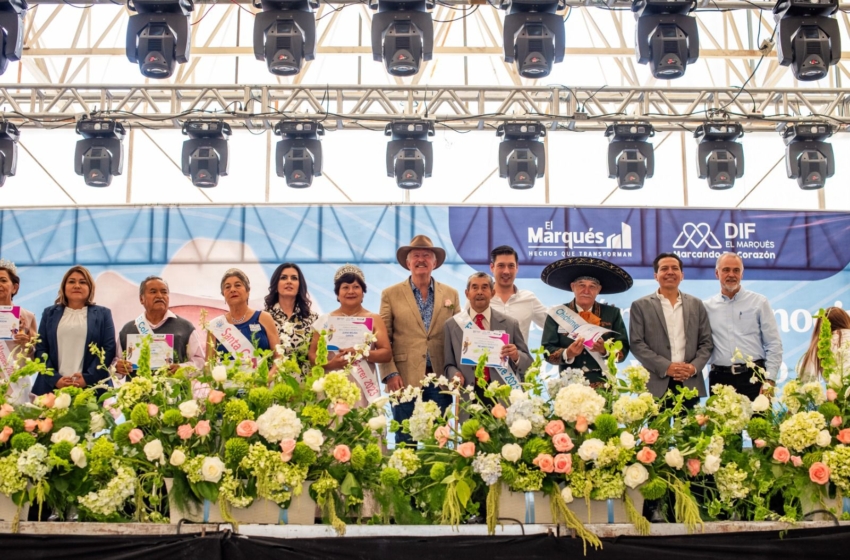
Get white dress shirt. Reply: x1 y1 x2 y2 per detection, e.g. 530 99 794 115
656 290 686 364
57 306 88 377
467 306 491 330
490 287 547 343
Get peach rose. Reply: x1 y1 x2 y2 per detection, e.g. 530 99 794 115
809 462 830 485
333 444 352 463
754 439 766 448
457 442 476 458
696 414 708 426
772 446 790 464
147 404 159 417
195 420 211 437
0 403 13 417
37 418 53 433
236 420 258 438
280 438 296 462
475 427 490 443
0 426 12 443
207 390 225 405
837 429 850 445
575 416 588 433
636 447 657 464
533 453 555 473
553 453 572 474
827 389 838 402
128 428 144 444
639 428 659 445
24 419 37 432
334 402 351 417
41 393 56 408
791 456 803 467
177 424 194 440
832 416 843 428
491 403 507 419
687 458 701 477
434 425 451 448
552 432 574 453
545 420 565 437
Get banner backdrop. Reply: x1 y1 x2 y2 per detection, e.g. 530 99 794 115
2 205 849 387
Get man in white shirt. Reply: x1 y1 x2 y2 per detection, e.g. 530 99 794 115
488 245 548 344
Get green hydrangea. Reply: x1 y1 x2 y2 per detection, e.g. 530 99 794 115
161 409 184 427
51 441 74 461
113 422 136 447
380 467 401 486
747 417 772 441
365 443 382 467
0 413 24 433
500 462 518 485
58 386 82 399
593 413 619 441
430 462 447 482
350 446 367 470
224 399 254 423
323 371 361 406
818 402 841 421
91 437 116 461
292 441 317 466
271 383 295 403
10 432 36 451
803 450 824 469
73 392 95 407
638 477 667 500
130 403 151 427
460 419 480 441
301 404 331 427
248 388 273 410
225 438 250 467
521 437 555 463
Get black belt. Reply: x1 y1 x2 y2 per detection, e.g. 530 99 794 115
711 359 765 374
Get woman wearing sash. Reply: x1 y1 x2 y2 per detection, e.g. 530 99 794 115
308 265 391 407
798 307 850 383
264 262 317 378
0 260 38 403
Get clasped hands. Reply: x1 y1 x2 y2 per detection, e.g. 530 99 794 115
55 373 87 389
666 362 696 381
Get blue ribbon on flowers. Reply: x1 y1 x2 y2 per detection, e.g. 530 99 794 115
279 508 289 524
607 499 614 523
524 492 535 524
203 500 211 523
844 498 850 515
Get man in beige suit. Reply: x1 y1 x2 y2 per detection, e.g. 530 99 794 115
380 235 460 444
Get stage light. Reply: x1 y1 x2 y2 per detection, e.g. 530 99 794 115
370 0 433 77
606 122 654 189
274 120 324 188
0 121 18 186
0 0 26 77
694 123 744 190
780 122 834 190
633 0 698 79
774 0 840 81
74 119 125 188
181 120 231 188
126 0 192 79
497 122 546 189
385 120 434 189
500 0 566 79
253 0 317 77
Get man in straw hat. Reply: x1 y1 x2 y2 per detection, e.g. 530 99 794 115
540 257 632 385
379 235 460 444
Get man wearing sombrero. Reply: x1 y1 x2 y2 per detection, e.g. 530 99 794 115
540 257 632 385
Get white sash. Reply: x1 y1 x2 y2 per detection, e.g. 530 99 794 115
453 310 522 390
209 315 255 362
546 305 608 371
0 342 13 379
315 314 382 404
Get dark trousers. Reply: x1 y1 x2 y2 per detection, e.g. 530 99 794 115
392 384 453 445
709 367 762 401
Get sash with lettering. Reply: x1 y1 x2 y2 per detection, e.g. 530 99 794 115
0 305 20 380
453 311 522 390
209 315 255 363
546 305 608 371
135 312 154 336
318 315 382 405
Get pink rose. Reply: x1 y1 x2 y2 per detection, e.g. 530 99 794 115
207 390 225 405
475 427 490 443
444 299 453 308
281 451 293 462
837 429 850 445
195 420 211 437
0 426 12 443
24 419 37 432
687 458 701 477
827 389 838 402
236 420 258 438
639 428 659 445
553 453 572 474
773 446 790 464
552 432 574 453
491 404 507 420
754 439 766 448
696 414 708 426
809 462 830 485
280 439 296 455
334 402 351 417
434 426 451 448
41 393 56 408
0 403 13 417
545 420 565 437
147 404 159 417
128 428 144 444
575 416 588 433
533 453 555 473
636 447 657 464
177 424 194 440
333 444 352 463
457 442 476 458
791 456 803 467
37 418 53 433
832 416 843 428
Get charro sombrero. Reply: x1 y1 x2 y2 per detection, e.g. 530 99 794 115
396 235 447 270
540 257 633 294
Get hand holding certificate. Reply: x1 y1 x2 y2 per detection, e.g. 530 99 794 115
0 306 21 341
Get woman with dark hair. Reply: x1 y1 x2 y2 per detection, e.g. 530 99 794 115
265 263 317 376
0 259 38 403
32 265 116 395
798 307 850 383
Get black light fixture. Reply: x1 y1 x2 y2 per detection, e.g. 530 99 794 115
181 120 231 187
0 121 18 186
774 0 840 81
385 120 434 189
606 122 654 189
694 123 744 190
633 0 698 79
499 0 566 79
74 119 125 187
780 122 834 189
253 0 317 77
0 0 26 76
497 122 546 189
126 0 193 79
274 120 324 188
370 0 433 77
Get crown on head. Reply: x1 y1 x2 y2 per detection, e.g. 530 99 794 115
334 264 365 283
0 259 17 276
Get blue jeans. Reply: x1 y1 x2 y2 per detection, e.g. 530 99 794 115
392 384 453 445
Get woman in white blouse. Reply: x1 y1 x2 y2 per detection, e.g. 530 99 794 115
0 259 38 403
797 306 850 383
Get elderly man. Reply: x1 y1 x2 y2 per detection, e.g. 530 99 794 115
115 276 205 376
540 257 632 385
629 253 713 408
379 235 460 444
445 272 532 395
704 252 783 400
489 245 548 345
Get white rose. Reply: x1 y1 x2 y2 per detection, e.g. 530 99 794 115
312 378 326 393
50 426 80 445
577 438 605 462
561 487 574 504
170 449 187 467
178 400 199 418
620 432 636 450
509 418 532 438
371 396 389 409
54 393 72 410
829 372 842 389
816 429 832 447
752 394 770 412
368 415 387 431
302 428 324 452
501 443 522 463
212 365 228 383
623 463 649 489
144 439 164 462
70 447 87 468
509 389 528 404
702 455 721 475
665 448 684 470
89 413 106 433
201 456 225 483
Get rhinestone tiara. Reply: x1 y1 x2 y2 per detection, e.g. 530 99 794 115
334 263 365 283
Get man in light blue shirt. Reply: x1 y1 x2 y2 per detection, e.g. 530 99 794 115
704 252 783 401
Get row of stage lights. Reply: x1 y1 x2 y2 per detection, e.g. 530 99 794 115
0 0 842 81
0 118 837 190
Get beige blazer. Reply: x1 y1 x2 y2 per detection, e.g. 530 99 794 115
378 278 460 387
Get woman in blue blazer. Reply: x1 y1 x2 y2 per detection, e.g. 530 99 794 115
32 265 116 395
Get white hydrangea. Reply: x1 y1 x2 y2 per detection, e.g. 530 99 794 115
408 399 442 442
78 463 137 517
472 453 503 486
707 435 725 457
715 463 750 504
706 384 753 434
612 393 658 425
779 411 826 452
17 444 50 481
256 404 303 443
505 392 548 434
545 368 589 399
388 448 420 478
554 384 606 423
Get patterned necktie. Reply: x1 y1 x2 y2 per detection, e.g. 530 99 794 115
474 313 491 382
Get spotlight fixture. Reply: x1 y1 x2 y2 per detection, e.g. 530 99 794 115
774 0 840 81
274 120 324 188
496 122 546 189
605 122 654 189
499 0 566 79
694 123 744 190
74 119 125 188
0 121 19 186
370 0 433 77
633 0 698 79
181 120 231 188
385 120 434 189
253 0 317 77
780 122 834 190
126 0 193 79
0 0 26 76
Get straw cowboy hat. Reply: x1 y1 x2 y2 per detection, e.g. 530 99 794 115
396 235 447 270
